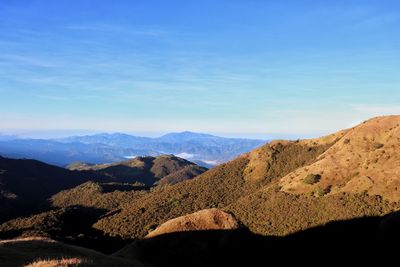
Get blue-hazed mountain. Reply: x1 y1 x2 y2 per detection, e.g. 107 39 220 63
0 138 159 167
57 133 153 147
0 132 266 167
0 134 18 141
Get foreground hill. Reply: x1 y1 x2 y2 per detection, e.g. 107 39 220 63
0 237 142 267
114 211 399 267
3 212 399 267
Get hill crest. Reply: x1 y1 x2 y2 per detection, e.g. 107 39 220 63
279 115 400 201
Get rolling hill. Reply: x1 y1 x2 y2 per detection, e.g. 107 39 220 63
0 155 206 224
92 116 400 240
65 155 207 186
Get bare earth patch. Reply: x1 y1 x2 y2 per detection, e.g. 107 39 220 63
147 208 239 238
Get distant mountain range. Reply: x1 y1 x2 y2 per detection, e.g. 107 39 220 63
0 131 266 167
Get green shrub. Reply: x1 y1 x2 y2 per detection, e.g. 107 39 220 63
315 186 331 196
144 224 158 233
303 174 321 185
373 143 384 149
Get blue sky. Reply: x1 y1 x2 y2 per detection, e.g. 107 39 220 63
0 0 399 138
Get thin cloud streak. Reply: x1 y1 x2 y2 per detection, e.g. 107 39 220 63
64 24 169 37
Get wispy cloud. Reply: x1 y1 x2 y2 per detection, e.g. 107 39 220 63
64 23 168 37
37 95 69 101
0 54 56 68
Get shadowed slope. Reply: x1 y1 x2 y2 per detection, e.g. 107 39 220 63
114 212 399 267
0 237 143 267
0 157 106 222
67 155 207 186
0 154 206 223
0 206 131 254
2 212 399 267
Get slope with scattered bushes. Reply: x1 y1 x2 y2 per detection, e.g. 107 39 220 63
94 117 400 241
93 137 336 239
279 116 400 201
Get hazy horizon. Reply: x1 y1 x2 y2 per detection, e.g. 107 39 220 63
0 128 324 140
1 1 399 136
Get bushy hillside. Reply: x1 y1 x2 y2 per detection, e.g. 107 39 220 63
51 182 147 210
93 137 337 239
66 155 207 186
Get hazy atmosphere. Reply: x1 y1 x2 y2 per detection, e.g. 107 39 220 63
1 0 399 138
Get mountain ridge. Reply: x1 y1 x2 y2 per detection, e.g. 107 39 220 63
0 131 266 168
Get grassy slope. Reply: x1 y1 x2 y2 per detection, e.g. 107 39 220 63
280 115 400 201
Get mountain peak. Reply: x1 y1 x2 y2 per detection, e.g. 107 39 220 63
159 131 217 141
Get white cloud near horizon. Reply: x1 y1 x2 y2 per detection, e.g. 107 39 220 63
351 104 400 115
2 104 400 140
